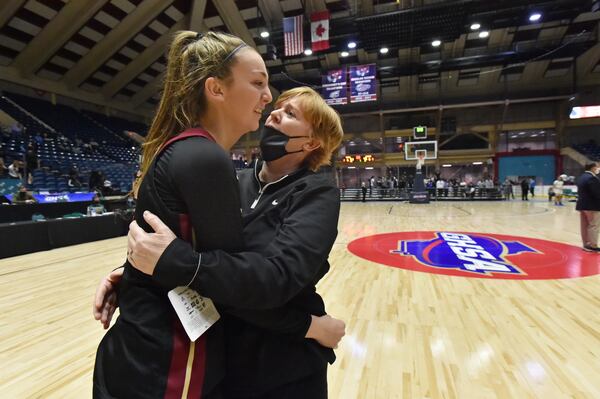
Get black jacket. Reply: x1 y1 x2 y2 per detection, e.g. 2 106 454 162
154 160 341 394
576 171 600 211
94 130 245 399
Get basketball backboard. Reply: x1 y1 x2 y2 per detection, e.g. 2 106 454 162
405 140 438 160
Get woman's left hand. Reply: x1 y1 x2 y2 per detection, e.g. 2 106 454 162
128 211 177 275
305 314 346 349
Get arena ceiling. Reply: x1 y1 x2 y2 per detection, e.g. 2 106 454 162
0 0 598 118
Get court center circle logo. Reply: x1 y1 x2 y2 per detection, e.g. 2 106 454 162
347 231 600 280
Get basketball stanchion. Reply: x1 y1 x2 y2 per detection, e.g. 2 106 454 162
409 151 430 204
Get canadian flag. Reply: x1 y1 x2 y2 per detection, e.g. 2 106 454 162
311 10 330 52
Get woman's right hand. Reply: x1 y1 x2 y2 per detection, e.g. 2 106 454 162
305 315 346 349
93 267 124 329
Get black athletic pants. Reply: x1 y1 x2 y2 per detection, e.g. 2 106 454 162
226 369 327 399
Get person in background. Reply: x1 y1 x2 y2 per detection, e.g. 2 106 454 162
575 162 600 252
25 143 39 184
68 165 82 188
529 177 536 197
502 178 512 200
552 174 566 206
8 160 21 179
100 180 115 196
87 193 106 216
88 170 105 193
520 178 529 201
13 185 37 204
361 181 367 202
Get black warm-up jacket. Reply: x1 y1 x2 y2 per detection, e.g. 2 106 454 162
154 160 341 396
576 171 600 211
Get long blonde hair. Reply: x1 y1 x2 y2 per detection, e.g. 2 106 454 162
136 31 248 192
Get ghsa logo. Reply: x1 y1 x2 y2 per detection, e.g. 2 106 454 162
327 70 343 83
355 66 371 77
348 231 599 280
390 232 540 275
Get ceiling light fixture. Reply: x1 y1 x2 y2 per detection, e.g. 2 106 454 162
304 48 313 56
470 23 481 30
260 31 269 38
432 40 441 47
348 41 357 49
379 47 389 54
340 51 349 57
478 31 489 38
529 12 542 22
472 161 483 165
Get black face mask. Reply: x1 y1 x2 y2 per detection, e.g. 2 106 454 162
259 125 309 162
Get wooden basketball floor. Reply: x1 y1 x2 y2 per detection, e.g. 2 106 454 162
1 200 599 398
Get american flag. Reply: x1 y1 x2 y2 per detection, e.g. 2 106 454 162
283 15 303 56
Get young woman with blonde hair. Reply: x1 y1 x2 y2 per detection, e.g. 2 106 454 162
93 31 344 399
95 85 346 398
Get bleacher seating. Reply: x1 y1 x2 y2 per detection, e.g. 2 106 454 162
573 142 600 161
0 93 257 196
0 95 52 137
6 92 128 147
0 92 145 194
81 110 148 138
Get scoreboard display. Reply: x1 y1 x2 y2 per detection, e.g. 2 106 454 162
342 154 376 163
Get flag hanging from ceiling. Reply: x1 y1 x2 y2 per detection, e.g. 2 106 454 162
311 10 330 52
283 14 304 56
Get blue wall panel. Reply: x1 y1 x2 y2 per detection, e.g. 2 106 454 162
498 155 555 185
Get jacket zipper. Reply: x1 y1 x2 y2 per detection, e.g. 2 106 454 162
250 173 289 209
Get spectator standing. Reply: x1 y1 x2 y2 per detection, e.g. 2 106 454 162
502 178 512 200
361 181 367 202
553 174 566 206
25 143 39 184
521 178 529 201
575 162 600 252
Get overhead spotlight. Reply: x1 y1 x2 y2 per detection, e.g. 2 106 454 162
431 40 441 47
260 31 270 38
442 164 452 167
379 47 389 54
529 12 542 22
472 161 483 165
470 23 481 30
340 51 349 57
478 31 489 38
348 41 357 49
304 48 313 56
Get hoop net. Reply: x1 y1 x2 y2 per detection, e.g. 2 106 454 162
416 151 426 168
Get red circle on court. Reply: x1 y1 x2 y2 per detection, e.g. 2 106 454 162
347 231 600 280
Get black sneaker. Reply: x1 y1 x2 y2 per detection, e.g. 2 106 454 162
583 246 600 252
